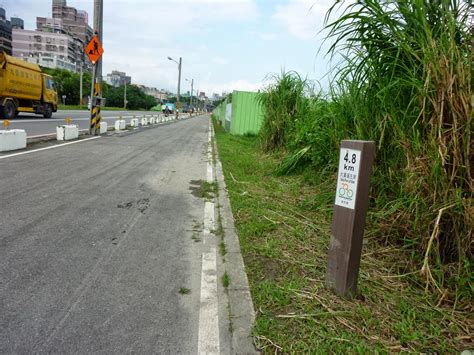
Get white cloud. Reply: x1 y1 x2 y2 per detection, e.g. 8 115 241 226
272 0 333 40
98 0 258 90
260 32 277 41
212 56 228 65
201 79 263 95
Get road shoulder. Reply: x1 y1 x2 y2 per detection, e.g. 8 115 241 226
211 120 257 354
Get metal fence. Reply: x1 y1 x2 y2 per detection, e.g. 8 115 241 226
212 90 264 135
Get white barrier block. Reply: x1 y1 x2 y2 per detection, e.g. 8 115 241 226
0 129 27 152
99 121 108 134
56 125 79 141
141 117 148 126
130 118 139 127
115 120 126 130
149 117 156 124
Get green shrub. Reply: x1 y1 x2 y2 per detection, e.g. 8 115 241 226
258 0 472 294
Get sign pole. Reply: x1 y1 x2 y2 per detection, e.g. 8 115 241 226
89 63 96 135
326 140 375 297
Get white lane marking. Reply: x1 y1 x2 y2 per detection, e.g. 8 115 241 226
207 122 213 181
197 117 220 354
203 201 215 238
207 163 214 182
0 136 101 160
198 248 220 355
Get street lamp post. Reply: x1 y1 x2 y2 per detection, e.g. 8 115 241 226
168 56 182 120
124 81 127 109
186 78 193 115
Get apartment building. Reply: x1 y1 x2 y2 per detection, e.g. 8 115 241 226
12 28 78 71
0 7 12 55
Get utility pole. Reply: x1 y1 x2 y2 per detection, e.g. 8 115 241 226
176 57 182 120
90 0 103 135
190 78 193 115
79 64 83 107
124 81 127 109
94 0 103 85
186 78 194 115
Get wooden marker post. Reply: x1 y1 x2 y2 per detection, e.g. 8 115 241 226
327 140 375 297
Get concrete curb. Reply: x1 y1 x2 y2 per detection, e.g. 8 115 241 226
211 122 258 354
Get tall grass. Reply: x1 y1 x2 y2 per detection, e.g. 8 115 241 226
258 0 472 297
257 71 311 151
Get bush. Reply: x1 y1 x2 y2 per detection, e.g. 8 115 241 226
258 0 472 295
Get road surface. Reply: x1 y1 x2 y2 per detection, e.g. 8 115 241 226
0 109 167 137
0 115 234 353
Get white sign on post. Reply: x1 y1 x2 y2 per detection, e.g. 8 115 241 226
335 148 361 209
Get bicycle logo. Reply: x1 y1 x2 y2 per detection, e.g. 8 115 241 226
338 183 354 198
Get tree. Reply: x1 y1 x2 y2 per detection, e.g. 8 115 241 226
41 67 92 105
104 84 157 110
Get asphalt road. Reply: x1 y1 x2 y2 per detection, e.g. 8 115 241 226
0 109 166 137
0 115 231 353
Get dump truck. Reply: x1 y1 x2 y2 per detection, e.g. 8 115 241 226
0 51 58 119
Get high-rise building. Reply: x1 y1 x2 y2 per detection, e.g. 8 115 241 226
0 7 12 55
10 17 24 30
136 85 169 101
105 70 132 87
52 0 93 45
36 17 64 34
51 0 93 70
12 28 78 72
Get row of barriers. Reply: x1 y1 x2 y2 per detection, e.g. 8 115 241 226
0 112 196 153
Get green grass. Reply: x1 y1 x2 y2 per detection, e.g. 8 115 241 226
178 287 191 295
200 181 218 200
255 0 472 297
213 119 471 353
222 271 230 288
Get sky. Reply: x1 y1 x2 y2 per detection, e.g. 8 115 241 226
3 0 341 96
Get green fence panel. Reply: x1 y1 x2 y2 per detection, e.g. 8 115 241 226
230 91 264 135
219 98 226 124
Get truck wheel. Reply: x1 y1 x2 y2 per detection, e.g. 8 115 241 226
2 101 16 120
43 104 53 118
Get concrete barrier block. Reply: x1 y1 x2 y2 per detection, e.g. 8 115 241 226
130 118 139 127
56 125 79 141
99 121 108 134
141 117 148 126
115 120 126 130
0 129 27 152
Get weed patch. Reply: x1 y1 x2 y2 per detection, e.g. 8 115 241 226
223 271 230 288
178 287 191 295
213 118 472 353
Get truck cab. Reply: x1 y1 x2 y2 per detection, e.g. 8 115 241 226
41 74 58 118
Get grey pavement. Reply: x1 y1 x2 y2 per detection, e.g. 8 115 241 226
0 109 161 137
0 115 235 353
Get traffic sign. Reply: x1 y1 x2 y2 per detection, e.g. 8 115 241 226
335 148 361 209
85 35 104 64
